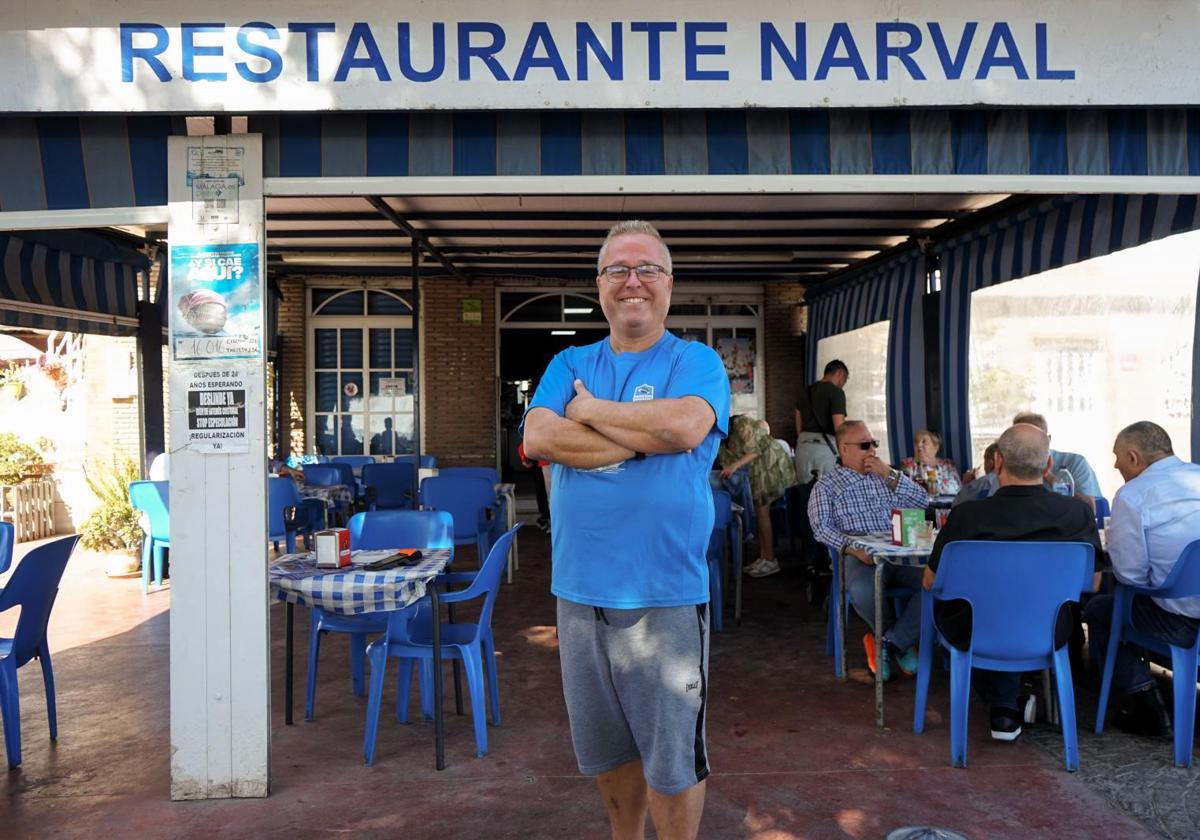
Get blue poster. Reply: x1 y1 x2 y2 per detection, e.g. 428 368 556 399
170 243 262 360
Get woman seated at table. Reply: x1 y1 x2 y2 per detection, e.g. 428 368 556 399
899 429 961 497
718 414 798 578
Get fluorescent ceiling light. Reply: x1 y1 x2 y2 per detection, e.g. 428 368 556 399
279 253 421 266
550 330 576 336
562 307 594 314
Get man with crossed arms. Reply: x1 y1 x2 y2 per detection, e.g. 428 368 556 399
522 221 729 840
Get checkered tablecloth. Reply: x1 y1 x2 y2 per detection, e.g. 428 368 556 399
846 534 931 566
299 483 355 510
269 548 451 615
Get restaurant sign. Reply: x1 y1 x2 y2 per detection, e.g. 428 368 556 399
1 1 1198 111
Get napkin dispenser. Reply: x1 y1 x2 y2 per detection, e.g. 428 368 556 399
315 528 351 568
890 508 924 547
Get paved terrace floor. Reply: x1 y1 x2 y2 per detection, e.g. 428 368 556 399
0 527 1195 839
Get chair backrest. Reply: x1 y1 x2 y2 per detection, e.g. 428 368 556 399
129 480 170 541
934 541 1093 660
710 487 732 530
362 462 416 508
0 535 78 667
455 524 521 630
332 455 376 475
302 464 343 487
267 476 301 537
419 476 497 540
0 521 15 575
438 466 500 486
1094 496 1111 529
348 510 454 550
1147 538 1200 599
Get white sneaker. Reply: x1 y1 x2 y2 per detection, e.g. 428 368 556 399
748 559 781 578
744 558 768 575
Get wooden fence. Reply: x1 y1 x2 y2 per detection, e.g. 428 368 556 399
1 479 56 542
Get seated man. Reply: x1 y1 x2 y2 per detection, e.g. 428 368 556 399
923 423 1103 741
808 420 929 680
1012 411 1103 500
952 442 998 507
1084 421 1200 737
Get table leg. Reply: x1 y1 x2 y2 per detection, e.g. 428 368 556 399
835 550 846 681
875 562 885 728
430 586 445 771
285 602 294 726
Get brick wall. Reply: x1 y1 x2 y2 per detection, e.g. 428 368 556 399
276 277 307 457
763 282 808 445
422 275 497 466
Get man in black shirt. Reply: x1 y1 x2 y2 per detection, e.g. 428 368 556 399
794 359 848 483
920 423 1103 741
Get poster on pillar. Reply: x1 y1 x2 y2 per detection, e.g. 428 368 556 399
170 242 262 361
184 364 250 454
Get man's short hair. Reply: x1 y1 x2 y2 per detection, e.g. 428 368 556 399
597 220 672 273
823 359 848 377
1012 411 1049 433
835 419 866 444
996 425 1050 479
983 442 1000 461
1117 421 1174 459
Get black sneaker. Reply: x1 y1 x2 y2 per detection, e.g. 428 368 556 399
1113 685 1172 738
990 707 1022 741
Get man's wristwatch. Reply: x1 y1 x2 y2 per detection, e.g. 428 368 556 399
887 467 901 488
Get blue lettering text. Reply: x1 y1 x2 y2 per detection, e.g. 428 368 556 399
876 22 925 81
120 23 171 82
182 23 226 82
335 22 391 81
576 22 623 81
760 22 805 81
398 23 445 82
815 22 868 81
515 22 568 81
631 22 677 81
236 22 282 83
458 22 509 81
287 22 336 82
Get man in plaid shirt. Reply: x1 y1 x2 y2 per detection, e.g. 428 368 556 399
808 420 930 680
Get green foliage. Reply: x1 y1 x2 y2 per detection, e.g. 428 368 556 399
0 432 42 486
78 454 143 555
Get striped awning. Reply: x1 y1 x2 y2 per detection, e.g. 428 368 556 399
0 231 147 336
805 249 927 460
936 193 1200 469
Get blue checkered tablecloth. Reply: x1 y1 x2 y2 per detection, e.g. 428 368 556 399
846 534 931 566
299 483 355 510
269 548 451 615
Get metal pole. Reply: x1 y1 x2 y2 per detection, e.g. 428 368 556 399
411 243 421 503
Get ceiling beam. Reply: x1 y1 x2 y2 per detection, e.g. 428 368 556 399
267 226 921 240
364 195 467 282
267 209 970 223
268 262 827 281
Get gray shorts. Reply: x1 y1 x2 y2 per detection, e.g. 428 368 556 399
557 598 710 795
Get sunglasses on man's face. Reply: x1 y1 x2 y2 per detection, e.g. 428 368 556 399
843 439 880 451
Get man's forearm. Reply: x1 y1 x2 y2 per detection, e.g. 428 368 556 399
524 413 635 468
571 396 707 454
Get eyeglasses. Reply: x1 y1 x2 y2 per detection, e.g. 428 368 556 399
843 439 879 451
599 264 668 283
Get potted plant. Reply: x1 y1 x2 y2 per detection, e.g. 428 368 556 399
0 362 26 400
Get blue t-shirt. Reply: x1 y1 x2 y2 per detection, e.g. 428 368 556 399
523 331 730 609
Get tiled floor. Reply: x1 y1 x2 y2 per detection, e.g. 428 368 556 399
0 529 1189 839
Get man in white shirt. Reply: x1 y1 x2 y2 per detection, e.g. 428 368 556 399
1084 421 1200 737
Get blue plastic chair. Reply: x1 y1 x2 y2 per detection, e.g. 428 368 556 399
268 476 313 553
419 475 501 567
303 464 354 522
363 524 521 765
913 541 1093 771
0 534 79 768
305 510 454 721
0 522 13 576
1094 496 1111 531
394 454 438 469
129 480 170 593
438 467 506 530
706 488 744 632
1095 539 1200 767
362 462 417 511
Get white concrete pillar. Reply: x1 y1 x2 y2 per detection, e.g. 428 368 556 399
166 135 270 799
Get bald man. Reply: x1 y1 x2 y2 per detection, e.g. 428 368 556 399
922 423 1104 742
